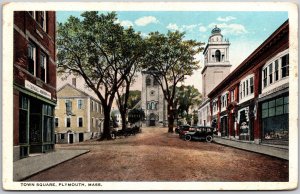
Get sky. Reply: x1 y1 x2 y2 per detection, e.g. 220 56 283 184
57 11 288 93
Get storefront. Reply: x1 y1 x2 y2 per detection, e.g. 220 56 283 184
260 93 289 145
220 113 228 137
15 83 55 158
237 101 255 141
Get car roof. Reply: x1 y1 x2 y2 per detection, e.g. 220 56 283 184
193 126 214 128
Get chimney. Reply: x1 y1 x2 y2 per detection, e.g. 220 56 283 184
72 78 76 87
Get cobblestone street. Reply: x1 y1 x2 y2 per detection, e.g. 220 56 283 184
26 127 288 182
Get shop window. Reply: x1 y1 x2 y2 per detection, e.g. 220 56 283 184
78 117 83 127
55 118 58 128
281 54 289 78
28 42 36 76
43 104 53 142
77 99 83 109
19 96 29 144
66 117 71 127
40 52 47 83
262 96 289 141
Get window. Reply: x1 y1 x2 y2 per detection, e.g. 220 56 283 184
246 80 249 95
268 64 273 84
28 42 36 75
281 54 289 78
37 11 46 31
242 82 245 97
153 78 159 85
221 94 228 109
60 134 65 140
43 104 53 142
215 50 221 62
262 96 289 140
55 118 58 128
78 117 83 127
66 117 71 127
91 100 94 111
77 99 83 109
19 96 29 144
146 76 151 86
65 100 72 115
263 68 267 88
28 11 35 18
230 90 235 102
275 60 279 81
40 52 47 83
250 77 254 94
239 76 254 100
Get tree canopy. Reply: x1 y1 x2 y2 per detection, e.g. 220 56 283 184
57 11 146 139
142 31 204 132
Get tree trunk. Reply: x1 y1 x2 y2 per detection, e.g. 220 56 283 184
99 106 112 140
167 102 174 133
120 109 127 130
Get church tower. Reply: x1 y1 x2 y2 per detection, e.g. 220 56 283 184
141 69 167 127
201 26 232 98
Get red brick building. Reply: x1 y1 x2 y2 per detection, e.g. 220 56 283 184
13 11 57 160
208 20 289 145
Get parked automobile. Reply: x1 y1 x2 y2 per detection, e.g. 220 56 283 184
184 126 215 142
175 124 190 134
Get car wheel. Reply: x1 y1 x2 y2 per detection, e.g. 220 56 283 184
185 135 192 141
206 135 213 143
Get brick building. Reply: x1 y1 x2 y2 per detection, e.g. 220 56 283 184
13 11 56 160
208 20 289 145
55 80 104 144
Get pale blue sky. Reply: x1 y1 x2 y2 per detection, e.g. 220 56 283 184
57 11 288 92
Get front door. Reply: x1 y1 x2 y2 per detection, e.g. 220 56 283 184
69 134 74 144
79 133 84 142
149 119 156 126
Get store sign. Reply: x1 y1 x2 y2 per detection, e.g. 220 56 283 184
25 80 51 99
259 83 289 98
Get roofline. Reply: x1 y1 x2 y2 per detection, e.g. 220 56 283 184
208 19 289 98
57 83 102 103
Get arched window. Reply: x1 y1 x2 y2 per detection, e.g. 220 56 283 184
146 76 151 86
215 50 221 62
153 77 159 85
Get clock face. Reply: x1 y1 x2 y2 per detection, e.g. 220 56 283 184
150 90 155 96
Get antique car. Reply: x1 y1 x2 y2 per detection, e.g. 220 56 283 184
184 126 215 142
175 124 190 134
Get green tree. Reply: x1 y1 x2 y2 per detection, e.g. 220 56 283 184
175 85 202 117
143 31 204 132
57 11 145 140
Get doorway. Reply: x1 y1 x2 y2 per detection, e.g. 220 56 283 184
79 133 84 142
69 134 74 144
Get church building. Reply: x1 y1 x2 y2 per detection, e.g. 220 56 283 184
141 69 167 127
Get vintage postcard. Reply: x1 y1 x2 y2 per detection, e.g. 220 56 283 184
2 1 298 191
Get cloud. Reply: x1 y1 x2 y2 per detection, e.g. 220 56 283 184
167 23 179 31
199 26 207 32
135 16 158 26
217 16 236 22
167 23 197 32
115 19 134 28
208 22 247 35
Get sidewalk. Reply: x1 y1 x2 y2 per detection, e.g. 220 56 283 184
213 137 288 160
14 149 89 181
